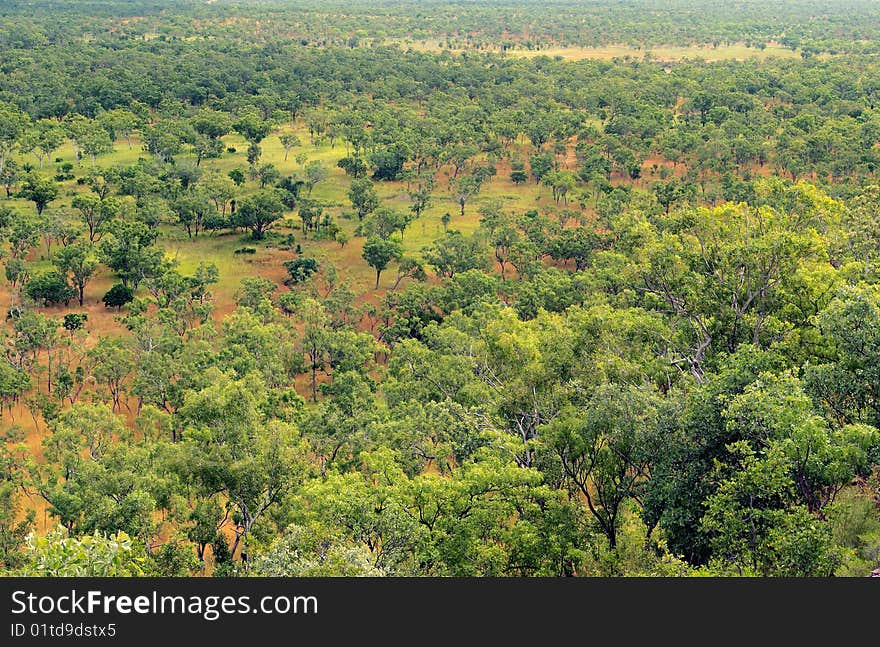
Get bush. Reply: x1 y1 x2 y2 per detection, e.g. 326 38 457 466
102 283 134 310
234 247 257 255
16 527 146 576
62 313 88 331
24 271 76 306
283 257 319 284
54 162 74 182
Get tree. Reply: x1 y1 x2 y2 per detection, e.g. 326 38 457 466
348 177 379 221
359 207 410 240
844 185 880 277
0 101 29 177
100 108 140 149
544 385 658 549
279 134 301 161
0 427 33 569
25 270 76 306
304 160 328 195
545 227 601 271
234 190 286 239
62 313 87 334
233 109 272 144
171 192 213 238
72 194 118 243
235 276 277 312
653 179 686 214
141 120 194 163
54 241 99 306
71 118 113 164
0 158 19 197
284 258 319 285
193 135 224 166
102 283 134 310
189 108 231 142
510 157 528 185
252 523 383 576
488 221 520 280
370 143 409 181
22 119 65 169
247 143 262 171
338 156 367 178
228 167 246 187
701 443 838 576
17 528 146 576
297 198 323 236
391 257 427 290
98 219 163 289
543 169 577 205
422 231 490 278
176 374 307 562
18 174 58 215
530 152 554 183
408 177 434 220
200 172 236 218
258 163 281 188
452 173 486 217
362 237 403 289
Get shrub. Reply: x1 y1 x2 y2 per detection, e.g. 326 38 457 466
283 257 319 284
24 271 76 306
102 283 134 310
62 313 88 332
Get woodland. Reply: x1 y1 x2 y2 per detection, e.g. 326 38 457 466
0 0 879 577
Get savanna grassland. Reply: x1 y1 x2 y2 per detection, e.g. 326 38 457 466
1 1 880 578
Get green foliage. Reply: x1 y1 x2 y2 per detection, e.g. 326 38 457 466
102 283 134 310
2 0 880 580
24 270 76 306
17 173 57 214
362 236 402 288
17 527 146 576
234 190 286 240
283 257 319 285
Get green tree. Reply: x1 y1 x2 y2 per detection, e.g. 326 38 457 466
234 190 286 240
18 174 58 215
102 283 134 310
702 443 839 576
22 119 66 169
362 237 403 289
54 241 100 306
99 219 163 289
0 101 29 176
25 270 76 306
422 231 490 278
348 177 379 221
279 133 301 161
304 160 328 195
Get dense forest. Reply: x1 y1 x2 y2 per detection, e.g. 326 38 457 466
0 0 879 577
